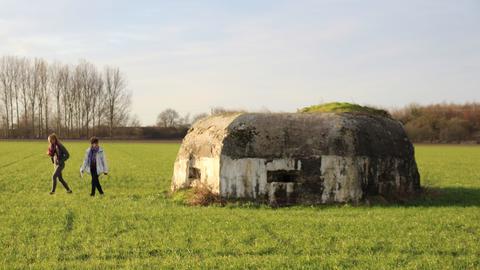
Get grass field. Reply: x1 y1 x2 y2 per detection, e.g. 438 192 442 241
0 142 479 269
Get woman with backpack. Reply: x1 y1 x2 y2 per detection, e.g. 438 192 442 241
47 133 72 195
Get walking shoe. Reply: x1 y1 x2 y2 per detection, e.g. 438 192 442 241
67 190 73 194
49 192 55 195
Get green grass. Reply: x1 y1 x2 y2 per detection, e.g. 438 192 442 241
0 142 479 269
299 102 391 118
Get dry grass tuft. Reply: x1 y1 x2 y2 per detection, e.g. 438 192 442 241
186 183 224 206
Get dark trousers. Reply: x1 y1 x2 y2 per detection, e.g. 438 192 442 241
90 165 104 196
52 163 71 192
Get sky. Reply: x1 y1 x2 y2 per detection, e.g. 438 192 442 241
0 0 479 125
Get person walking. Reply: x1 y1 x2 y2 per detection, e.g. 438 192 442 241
47 133 72 195
80 137 108 196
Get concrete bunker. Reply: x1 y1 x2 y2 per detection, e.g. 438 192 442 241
171 112 421 205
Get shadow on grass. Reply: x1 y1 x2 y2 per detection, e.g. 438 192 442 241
168 187 480 208
399 187 480 207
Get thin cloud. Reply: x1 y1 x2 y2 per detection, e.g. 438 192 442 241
0 1 478 125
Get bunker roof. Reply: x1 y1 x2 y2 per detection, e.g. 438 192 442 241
178 112 412 160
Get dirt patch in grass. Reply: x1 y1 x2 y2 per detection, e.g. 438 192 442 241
172 184 225 206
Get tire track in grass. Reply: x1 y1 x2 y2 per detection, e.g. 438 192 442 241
0 149 23 162
230 212 295 257
258 221 294 255
0 153 40 170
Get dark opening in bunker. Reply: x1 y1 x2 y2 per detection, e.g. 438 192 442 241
267 170 299 183
188 167 201 180
267 170 299 206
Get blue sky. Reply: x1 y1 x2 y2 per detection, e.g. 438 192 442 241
1 0 479 125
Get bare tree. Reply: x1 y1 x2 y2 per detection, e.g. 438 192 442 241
49 62 65 135
90 66 103 136
19 58 31 129
0 57 11 137
0 56 19 136
76 60 98 137
61 65 77 137
28 59 41 137
177 113 191 127
0 103 4 137
104 66 130 137
72 65 83 137
156 108 180 127
11 58 21 130
61 67 73 136
34 58 48 137
94 78 106 129
8 57 18 131
191 113 209 124
128 114 141 127
0 55 132 139
210 106 245 115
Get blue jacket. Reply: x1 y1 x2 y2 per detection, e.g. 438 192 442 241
80 147 109 176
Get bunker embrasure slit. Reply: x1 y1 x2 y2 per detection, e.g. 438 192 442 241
267 170 299 183
189 167 201 181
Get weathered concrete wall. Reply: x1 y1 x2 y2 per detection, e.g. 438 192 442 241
219 156 300 199
171 113 241 192
172 157 220 192
172 112 421 205
221 113 415 159
218 155 419 205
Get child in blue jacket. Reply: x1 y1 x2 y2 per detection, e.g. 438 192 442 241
80 137 108 196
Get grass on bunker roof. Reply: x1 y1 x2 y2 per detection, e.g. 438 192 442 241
299 102 391 118
0 141 479 269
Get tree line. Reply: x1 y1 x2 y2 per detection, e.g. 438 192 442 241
155 107 243 128
152 103 480 143
391 103 480 143
0 56 131 139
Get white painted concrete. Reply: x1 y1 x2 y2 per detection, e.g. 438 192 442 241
171 157 220 193
320 156 366 203
173 153 411 204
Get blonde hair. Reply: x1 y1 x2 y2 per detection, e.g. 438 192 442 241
48 133 59 144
